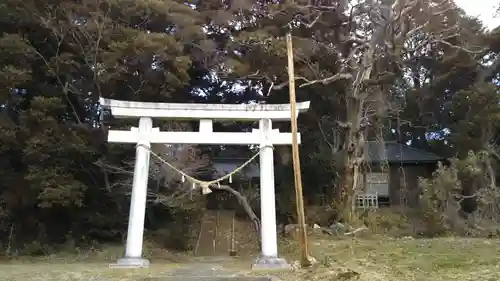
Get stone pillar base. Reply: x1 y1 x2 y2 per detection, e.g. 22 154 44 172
251 256 291 270
109 257 150 268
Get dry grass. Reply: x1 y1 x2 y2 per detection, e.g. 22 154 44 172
277 236 500 281
3 237 500 280
1 243 186 281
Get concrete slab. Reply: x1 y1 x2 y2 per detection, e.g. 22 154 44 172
141 260 279 281
141 276 274 281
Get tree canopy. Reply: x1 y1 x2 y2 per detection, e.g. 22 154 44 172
0 0 499 252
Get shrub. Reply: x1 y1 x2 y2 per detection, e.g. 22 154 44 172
418 151 500 237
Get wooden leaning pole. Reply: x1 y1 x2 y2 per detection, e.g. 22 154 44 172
286 32 312 267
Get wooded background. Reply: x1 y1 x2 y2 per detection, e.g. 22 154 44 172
0 0 499 254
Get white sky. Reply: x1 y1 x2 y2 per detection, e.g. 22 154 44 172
455 0 499 29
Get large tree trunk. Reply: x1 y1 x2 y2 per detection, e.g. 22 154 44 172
334 30 375 222
337 133 364 222
337 155 356 222
336 93 365 223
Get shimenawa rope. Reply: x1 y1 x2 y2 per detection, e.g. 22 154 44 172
136 143 272 194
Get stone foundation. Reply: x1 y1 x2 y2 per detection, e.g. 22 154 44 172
251 256 291 270
109 257 150 268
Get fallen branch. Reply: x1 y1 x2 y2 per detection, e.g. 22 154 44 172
435 39 486 54
344 227 367 236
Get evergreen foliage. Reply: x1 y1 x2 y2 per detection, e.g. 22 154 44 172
0 0 498 252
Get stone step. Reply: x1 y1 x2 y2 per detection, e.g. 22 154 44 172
195 211 219 256
214 211 234 255
195 210 236 256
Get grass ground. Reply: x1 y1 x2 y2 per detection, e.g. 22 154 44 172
278 236 500 281
2 236 500 281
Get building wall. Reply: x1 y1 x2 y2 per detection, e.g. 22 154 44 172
388 164 434 207
364 172 390 196
358 163 436 207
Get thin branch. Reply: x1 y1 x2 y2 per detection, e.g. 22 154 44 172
266 81 274 96
297 13 323 28
316 118 335 152
29 46 82 124
434 39 487 54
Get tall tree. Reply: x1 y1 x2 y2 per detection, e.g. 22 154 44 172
0 0 216 248
203 0 478 221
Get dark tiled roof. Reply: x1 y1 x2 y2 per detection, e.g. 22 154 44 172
365 141 444 164
210 141 444 179
212 161 260 179
210 148 260 179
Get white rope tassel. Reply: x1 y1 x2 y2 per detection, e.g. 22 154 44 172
181 174 185 183
201 183 212 195
229 174 232 184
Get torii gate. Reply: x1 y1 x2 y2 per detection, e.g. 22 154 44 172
100 98 310 269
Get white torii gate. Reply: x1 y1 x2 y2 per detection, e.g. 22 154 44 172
100 98 310 269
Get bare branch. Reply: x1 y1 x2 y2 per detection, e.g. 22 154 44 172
29 46 82 124
316 118 335 152
434 39 487 54
432 5 457 17
265 81 274 96
296 4 339 11
298 73 353 88
271 76 307 90
297 13 323 28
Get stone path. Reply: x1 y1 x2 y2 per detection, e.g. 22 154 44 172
166 262 232 277
195 210 234 257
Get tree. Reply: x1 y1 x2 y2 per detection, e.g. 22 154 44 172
202 0 478 222
0 0 216 249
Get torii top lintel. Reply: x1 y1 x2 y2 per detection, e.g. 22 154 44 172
99 98 310 121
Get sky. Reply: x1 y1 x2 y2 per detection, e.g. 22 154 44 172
455 0 499 29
